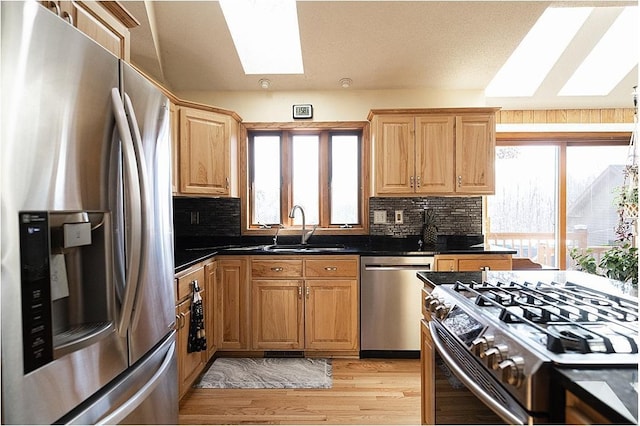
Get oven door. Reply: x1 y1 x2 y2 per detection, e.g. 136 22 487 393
427 320 539 425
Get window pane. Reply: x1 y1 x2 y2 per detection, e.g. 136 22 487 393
487 146 558 266
331 135 359 224
292 135 319 225
252 135 281 224
566 145 628 269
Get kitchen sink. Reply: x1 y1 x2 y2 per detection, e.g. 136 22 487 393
262 243 345 253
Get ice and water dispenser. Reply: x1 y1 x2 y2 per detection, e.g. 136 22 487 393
19 211 115 373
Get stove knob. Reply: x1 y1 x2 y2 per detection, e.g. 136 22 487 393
483 344 509 369
435 304 449 319
428 298 440 313
471 335 495 357
498 356 525 387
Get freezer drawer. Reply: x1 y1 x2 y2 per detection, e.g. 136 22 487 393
60 332 178 425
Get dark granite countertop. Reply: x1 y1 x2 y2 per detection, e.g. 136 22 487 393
557 368 638 424
417 270 639 424
174 241 516 273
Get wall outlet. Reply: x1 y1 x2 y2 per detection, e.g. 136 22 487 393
373 210 387 224
395 210 404 224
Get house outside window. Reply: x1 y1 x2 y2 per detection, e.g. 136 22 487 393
487 137 630 269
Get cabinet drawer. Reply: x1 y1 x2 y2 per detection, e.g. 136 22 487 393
251 259 303 278
458 258 512 271
305 258 358 278
176 265 205 301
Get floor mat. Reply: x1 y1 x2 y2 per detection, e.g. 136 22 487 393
194 357 332 389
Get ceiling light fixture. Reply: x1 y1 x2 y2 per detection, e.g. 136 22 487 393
340 78 352 88
259 79 271 89
219 0 304 75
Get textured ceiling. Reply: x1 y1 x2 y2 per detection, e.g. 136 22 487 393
127 1 638 109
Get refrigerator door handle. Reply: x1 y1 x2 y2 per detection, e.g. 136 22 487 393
122 92 151 327
96 340 176 425
111 87 143 336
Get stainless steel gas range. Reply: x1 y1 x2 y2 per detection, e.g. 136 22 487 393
421 270 638 424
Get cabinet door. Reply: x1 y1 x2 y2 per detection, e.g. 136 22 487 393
305 280 358 350
216 258 249 349
421 320 435 425
373 115 415 195
434 257 457 272
415 115 455 193
72 1 131 60
204 261 217 360
176 299 204 400
455 114 495 194
179 107 231 196
252 280 304 349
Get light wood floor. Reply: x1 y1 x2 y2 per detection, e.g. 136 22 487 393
179 358 421 425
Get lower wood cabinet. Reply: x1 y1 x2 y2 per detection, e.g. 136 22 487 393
216 257 250 350
175 265 206 400
565 391 611 424
250 255 359 353
204 260 217 360
434 254 512 271
421 320 435 425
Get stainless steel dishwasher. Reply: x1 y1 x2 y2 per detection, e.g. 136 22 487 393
360 255 434 357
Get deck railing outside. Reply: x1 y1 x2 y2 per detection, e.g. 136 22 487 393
487 230 610 268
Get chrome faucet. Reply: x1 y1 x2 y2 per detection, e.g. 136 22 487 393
288 205 315 245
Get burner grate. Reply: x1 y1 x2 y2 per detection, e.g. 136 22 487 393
453 280 639 354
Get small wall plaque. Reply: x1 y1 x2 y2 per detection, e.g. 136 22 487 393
293 104 313 119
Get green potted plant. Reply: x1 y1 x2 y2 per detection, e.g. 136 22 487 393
570 244 638 287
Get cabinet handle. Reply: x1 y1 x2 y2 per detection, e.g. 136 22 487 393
410 175 414 188
175 314 181 330
298 286 302 299
47 1 61 17
225 177 230 189
481 266 490 271
457 175 462 187
305 286 310 298
270 267 284 272
62 10 74 25
179 313 186 329
324 266 338 271
416 175 421 188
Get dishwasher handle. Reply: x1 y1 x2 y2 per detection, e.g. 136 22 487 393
364 264 431 271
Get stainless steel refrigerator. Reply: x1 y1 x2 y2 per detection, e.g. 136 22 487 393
1 2 177 424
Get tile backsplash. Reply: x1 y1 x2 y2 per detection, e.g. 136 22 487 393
173 197 241 238
173 196 482 239
369 197 482 237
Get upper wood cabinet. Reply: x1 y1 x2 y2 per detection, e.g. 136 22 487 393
177 106 239 197
369 108 498 196
41 1 138 60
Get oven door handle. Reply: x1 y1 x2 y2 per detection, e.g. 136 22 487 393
364 264 431 271
428 321 526 425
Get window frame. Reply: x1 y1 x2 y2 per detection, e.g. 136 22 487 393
240 121 370 236
489 131 631 269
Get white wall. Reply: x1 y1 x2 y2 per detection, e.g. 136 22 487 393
175 88 486 122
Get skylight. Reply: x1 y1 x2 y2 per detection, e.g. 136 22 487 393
559 6 638 96
219 0 304 75
485 7 592 98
